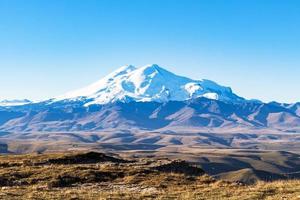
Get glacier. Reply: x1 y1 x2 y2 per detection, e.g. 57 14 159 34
54 64 244 106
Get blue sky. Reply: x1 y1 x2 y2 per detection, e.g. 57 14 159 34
0 0 300 103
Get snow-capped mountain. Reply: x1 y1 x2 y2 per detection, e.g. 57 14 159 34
0 99 31 107
0 64 299 133
55 64 244 106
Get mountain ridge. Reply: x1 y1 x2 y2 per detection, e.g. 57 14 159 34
0 97 299 132
0 64 299 133
53 64 245 106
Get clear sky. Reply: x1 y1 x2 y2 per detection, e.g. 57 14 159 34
0 0 300 103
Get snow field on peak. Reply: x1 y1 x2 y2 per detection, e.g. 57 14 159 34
55 64 243 106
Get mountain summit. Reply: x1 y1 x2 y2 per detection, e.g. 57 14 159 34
55 64 244 106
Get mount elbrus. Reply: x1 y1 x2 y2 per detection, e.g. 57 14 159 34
0 64 299 132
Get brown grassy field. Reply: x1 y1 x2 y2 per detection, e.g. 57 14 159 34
0 152 300 200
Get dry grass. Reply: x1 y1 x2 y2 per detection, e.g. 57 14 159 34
0 152 300 200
